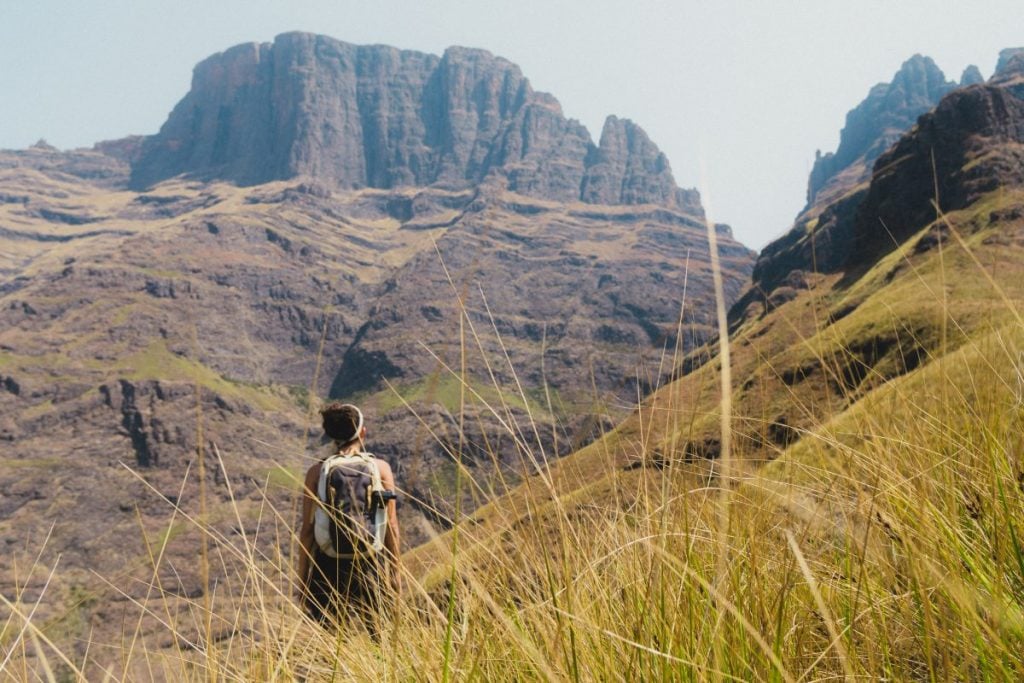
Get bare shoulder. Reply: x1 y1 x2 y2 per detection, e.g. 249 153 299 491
374 457 395 487
303 462 320 491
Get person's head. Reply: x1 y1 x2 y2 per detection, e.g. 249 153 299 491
320 402 366 448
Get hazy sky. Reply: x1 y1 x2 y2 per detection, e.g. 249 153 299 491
1 1 1020 248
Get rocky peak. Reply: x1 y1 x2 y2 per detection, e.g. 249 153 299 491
960 65 984 86
580 115 698 210
740 81 1024 321
991 47 1024 99
429 46 531 183
995 47 1024 78
852 83 1024 258
806 54 957 206
130 32 700 212
31 139 58 151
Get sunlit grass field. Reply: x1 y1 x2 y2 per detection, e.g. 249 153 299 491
3 198 1024 681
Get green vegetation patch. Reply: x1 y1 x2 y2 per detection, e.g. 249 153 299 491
137 266 184 279
286 384 311 411
264 464 304 491
0 456 64 469
119 340 283 411
21 399 55 419
149 520 189 555
362 373 548 418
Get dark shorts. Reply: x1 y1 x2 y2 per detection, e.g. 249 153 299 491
305 551 386 629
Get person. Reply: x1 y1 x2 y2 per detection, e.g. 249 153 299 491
297 402 401 630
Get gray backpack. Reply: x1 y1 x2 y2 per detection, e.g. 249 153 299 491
313 453 393 558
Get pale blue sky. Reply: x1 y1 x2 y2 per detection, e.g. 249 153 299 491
1 1 1019 248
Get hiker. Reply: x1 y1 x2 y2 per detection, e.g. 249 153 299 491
297 402 401 630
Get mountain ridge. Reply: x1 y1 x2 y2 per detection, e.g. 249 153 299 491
409 56 1024 675
805 54 961 208
731 54 1024 321
0 34 755 664
130 32 702 214
11 35 1024 678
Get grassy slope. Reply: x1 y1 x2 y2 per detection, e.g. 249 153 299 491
5 189 1022 680
6 228 1021 680
2 162 757 678
409 187 1022 538
378 189 1024 679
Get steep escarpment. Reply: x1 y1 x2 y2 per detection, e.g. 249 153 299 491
851 83 1024 258
736 75 1024 319
479 48 1024 561
806 55 959 207
131 33 697 210
1 34 758 661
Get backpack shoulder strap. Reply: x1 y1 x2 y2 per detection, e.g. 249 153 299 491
317 454 345 502
356 452 385 492
355 452 388 553
314 455 343 556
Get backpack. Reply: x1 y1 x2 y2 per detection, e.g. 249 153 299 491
313 452 394 558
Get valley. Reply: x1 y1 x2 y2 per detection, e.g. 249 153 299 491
2 32 1023 682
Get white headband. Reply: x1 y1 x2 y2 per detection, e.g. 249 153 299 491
339 403 363 439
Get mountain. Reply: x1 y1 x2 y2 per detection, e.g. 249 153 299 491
995 47 1024 77
403 54 1024 679
0 33 753 664
805 55 960 208
424 46 1024 528
131 33 701 214
992 46 1024 98
712 69 1024 452
960 64 985 86
735 58 1023 321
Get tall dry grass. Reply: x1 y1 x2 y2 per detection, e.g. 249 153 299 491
3 211 1024 682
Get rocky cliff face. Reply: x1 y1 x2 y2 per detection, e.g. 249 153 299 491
852 83 1024 258
960 65 985 86
580 116 702 212
992 47 1024 99
733 53 1024 324
995 47 1024 76
806 55 959 207
1 34 757 661
131 33 697 210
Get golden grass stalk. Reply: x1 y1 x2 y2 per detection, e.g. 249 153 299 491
5 193 1024 682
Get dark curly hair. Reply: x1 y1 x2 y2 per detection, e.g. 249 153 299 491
320 402 364 446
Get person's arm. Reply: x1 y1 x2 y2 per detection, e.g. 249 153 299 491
378 460 402 597
296 463 319 600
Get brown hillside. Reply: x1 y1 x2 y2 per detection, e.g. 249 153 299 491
0 59 751 662
409 61 1024 590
